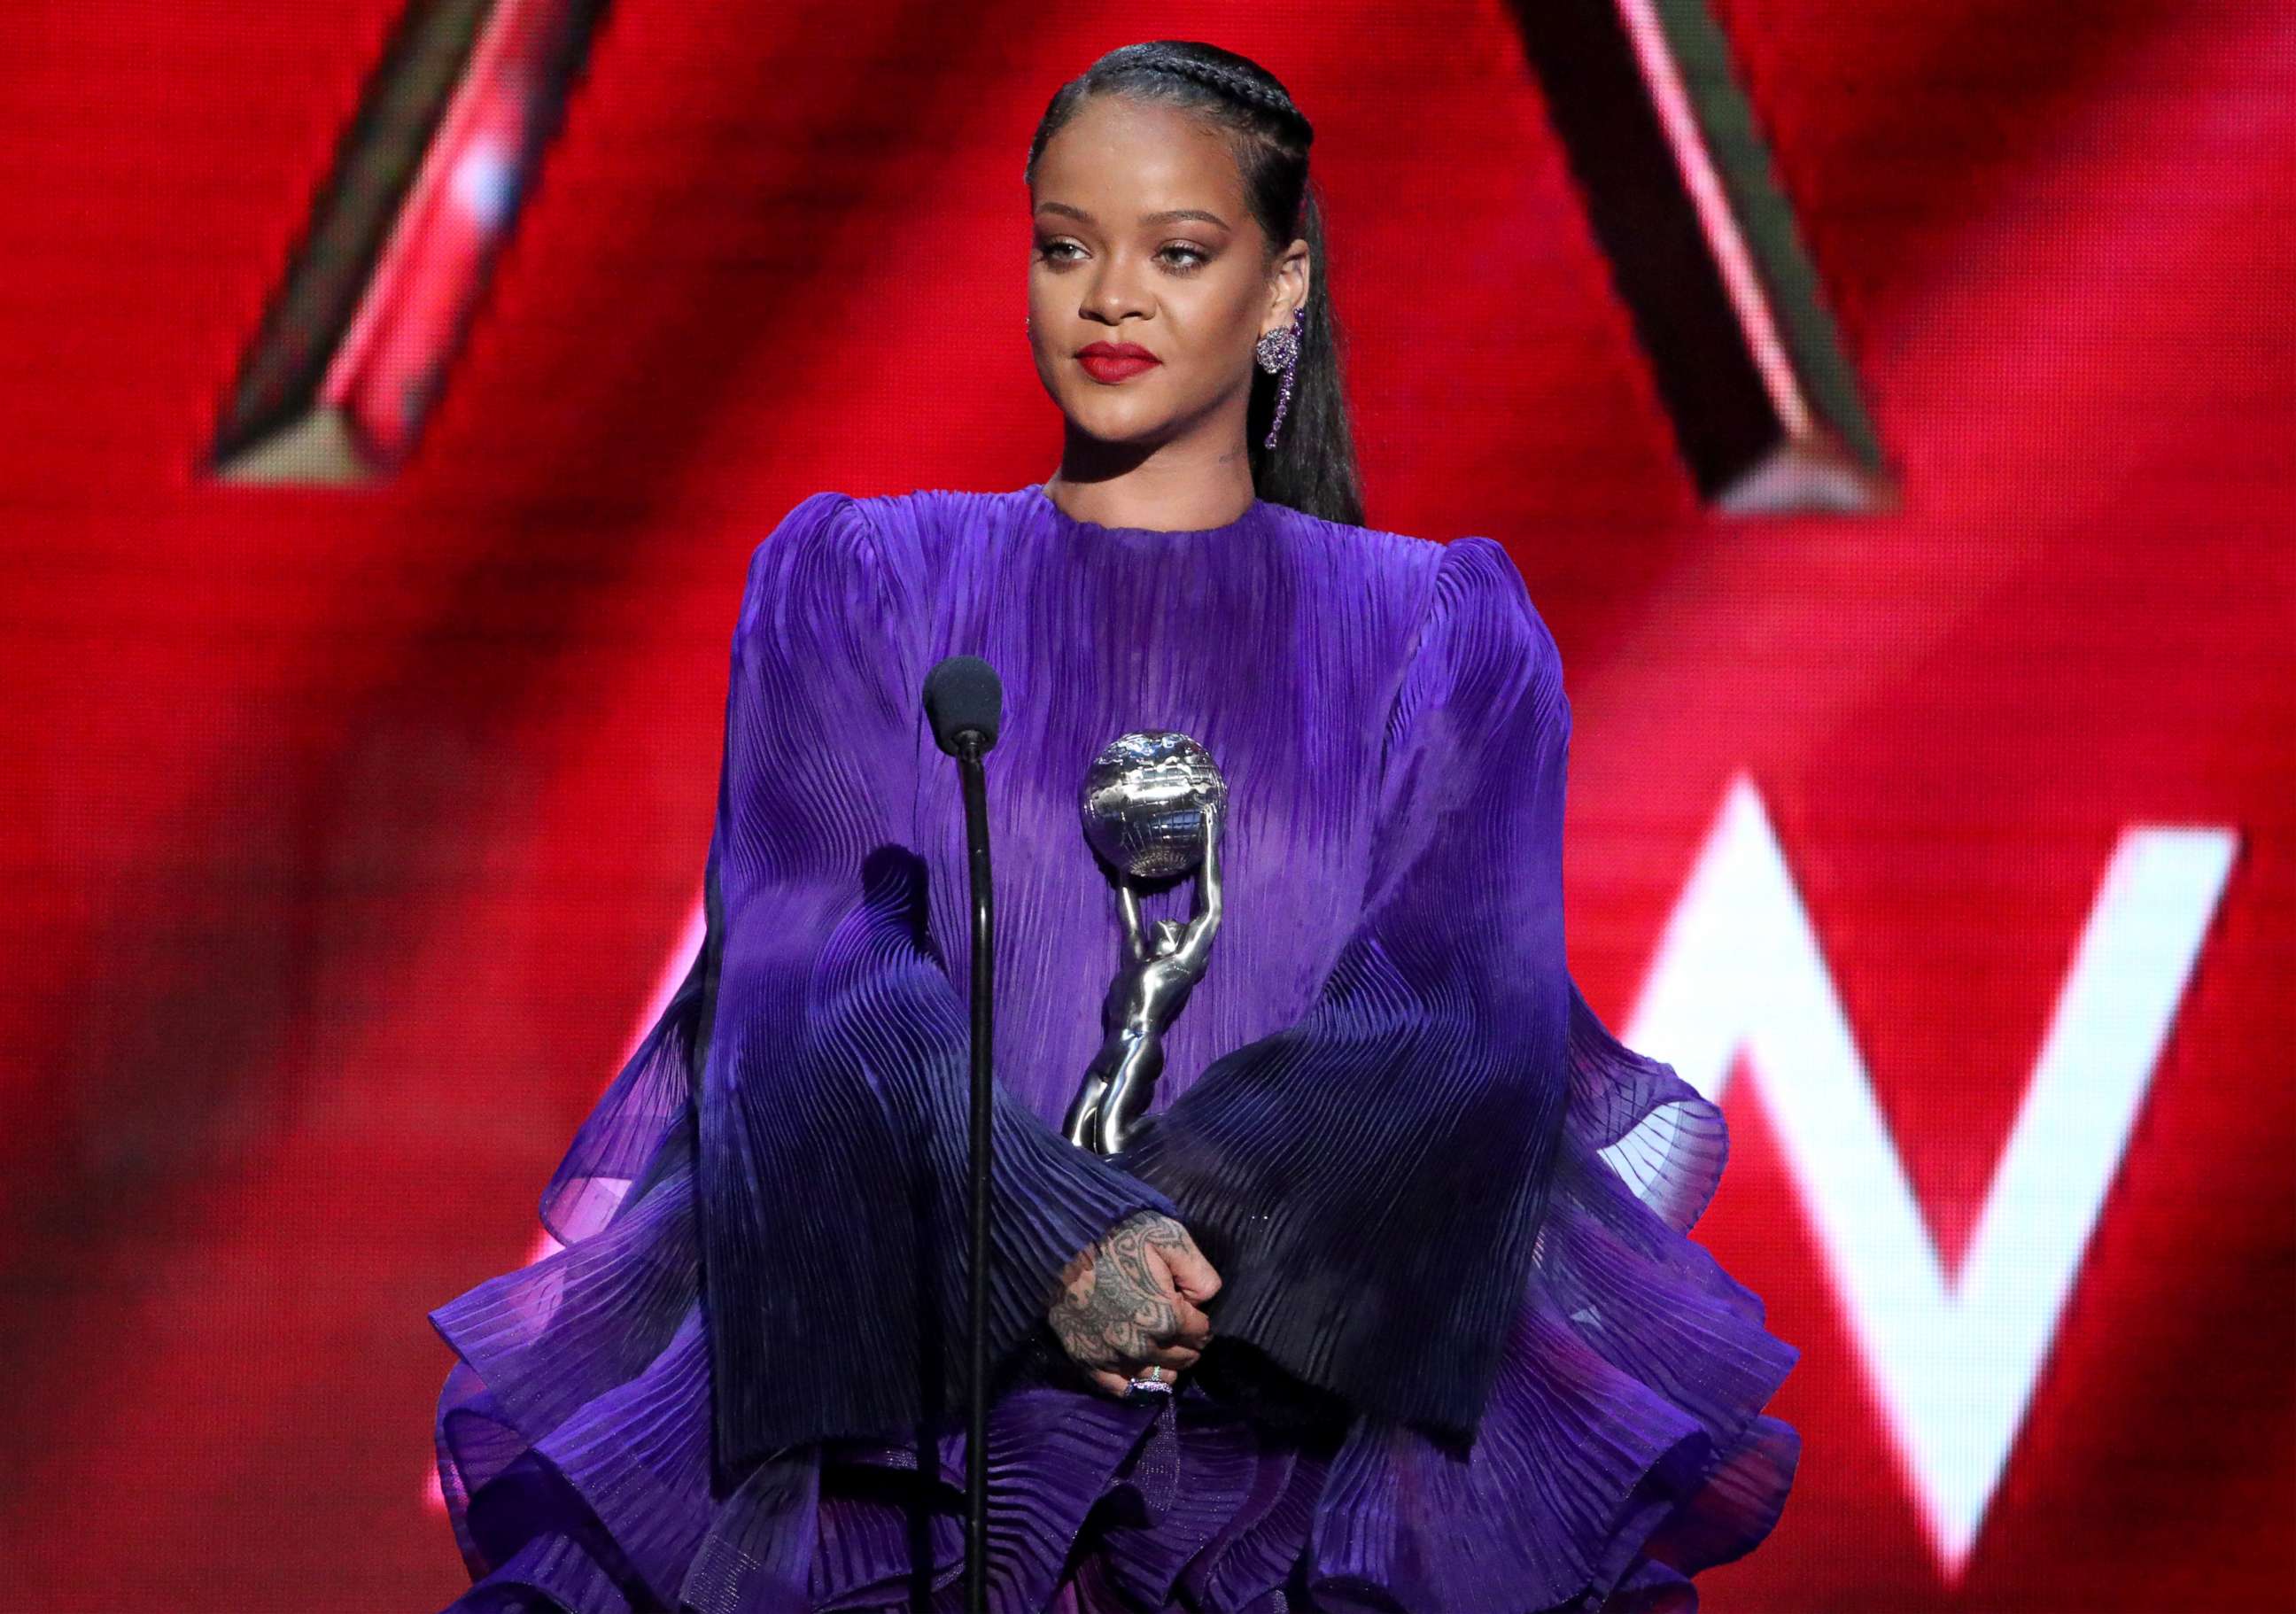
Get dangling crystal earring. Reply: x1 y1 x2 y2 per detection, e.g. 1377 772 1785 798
1254 306 1305 448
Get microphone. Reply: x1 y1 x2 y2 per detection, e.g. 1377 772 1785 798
923 652 1002 1614
925 654 1002 756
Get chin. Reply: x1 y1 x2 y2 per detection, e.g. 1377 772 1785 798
1064 396 1178 446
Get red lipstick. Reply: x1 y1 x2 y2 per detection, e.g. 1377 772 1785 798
1076 341 1161 384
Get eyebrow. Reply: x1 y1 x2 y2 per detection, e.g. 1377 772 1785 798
1035 202 1232 230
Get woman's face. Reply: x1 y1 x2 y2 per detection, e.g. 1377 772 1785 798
1028 94 1306 453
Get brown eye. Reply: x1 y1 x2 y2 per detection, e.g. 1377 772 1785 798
1160 244 1210 272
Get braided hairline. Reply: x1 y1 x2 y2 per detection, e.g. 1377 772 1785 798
1138 53 1313 140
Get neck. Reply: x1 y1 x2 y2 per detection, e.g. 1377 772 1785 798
1044 431 1255 532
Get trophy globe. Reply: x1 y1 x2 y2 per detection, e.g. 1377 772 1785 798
1079 730 1227 881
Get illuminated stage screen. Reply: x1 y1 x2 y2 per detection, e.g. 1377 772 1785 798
0 1 2287 1610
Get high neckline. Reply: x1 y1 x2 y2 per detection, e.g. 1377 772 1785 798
1026 480 1264 539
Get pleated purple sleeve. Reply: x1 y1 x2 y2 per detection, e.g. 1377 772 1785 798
684 491 1180 1473
1113 533 1592 1443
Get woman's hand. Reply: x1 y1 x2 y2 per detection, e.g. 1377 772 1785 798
1047 1208 1222 1397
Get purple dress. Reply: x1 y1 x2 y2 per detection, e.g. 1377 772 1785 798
429 484 1800 1613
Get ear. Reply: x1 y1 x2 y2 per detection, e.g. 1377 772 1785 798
1266 237 1311 326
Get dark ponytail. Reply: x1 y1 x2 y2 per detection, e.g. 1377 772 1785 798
1025 41 1365 529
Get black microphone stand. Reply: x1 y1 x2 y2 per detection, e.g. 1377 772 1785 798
923 655 1004 1614
956 726 994 1614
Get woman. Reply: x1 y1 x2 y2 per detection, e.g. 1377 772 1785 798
430 40 1800 1614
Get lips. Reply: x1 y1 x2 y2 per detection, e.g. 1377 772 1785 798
1076 344 1160 384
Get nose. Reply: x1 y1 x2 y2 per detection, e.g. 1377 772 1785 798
1080 250 1153 326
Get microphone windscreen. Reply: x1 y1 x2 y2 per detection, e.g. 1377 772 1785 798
923 654 1003 755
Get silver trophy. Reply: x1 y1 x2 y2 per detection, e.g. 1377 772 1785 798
1064 730 1228 1159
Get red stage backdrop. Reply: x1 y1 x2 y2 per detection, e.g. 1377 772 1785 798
0 1 2288 1610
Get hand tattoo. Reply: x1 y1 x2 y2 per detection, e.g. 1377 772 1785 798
1046 1209 1197 1371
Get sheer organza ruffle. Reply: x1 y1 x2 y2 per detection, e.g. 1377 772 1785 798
430 977 1796 1613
